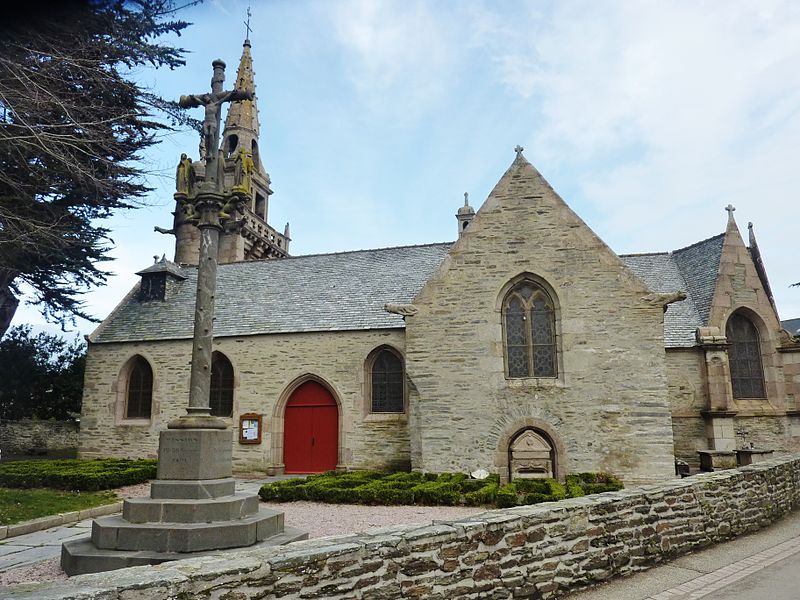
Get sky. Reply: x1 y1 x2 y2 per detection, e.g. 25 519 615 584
12 0 800 338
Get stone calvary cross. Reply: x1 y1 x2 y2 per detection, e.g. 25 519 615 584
60 57 306 578
175 61 252 429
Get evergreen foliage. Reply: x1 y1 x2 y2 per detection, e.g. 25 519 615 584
259 471 623 508
0 0 197 336
0 458 157 491
0 325 86 420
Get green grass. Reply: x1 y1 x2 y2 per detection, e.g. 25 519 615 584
0 487 118 526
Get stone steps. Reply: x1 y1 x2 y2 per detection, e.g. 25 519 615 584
91 506 282 553
123 492 259 523
61 525 308 576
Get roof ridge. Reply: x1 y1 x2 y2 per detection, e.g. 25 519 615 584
672 232 725 255
209 241 455 267
619 251 671 257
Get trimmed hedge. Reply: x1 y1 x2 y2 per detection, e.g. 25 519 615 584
259 470 623 508
0 458 158 491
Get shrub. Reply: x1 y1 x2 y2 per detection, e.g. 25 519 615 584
566 472 623 496
0 458 157 491
412 481 460 506
496 484 518 508
257 470 622 508
464 482 499 506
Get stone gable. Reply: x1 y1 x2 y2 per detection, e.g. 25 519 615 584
406 155 675 484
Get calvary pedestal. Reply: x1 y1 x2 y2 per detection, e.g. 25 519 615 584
61 56 306 576
61 428 305 575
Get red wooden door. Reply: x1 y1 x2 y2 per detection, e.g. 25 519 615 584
283 381 338 473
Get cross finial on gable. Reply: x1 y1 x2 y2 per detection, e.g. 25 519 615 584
514 145 524 158
244 5 253 40
725 204 736 221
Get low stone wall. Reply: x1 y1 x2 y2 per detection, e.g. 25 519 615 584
8 455 800 600
0 420 79 457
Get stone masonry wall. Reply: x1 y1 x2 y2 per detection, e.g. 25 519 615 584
666 349 708 468
0 420 79 456
10 455 800 600
407 157 676 485
79 329 409 473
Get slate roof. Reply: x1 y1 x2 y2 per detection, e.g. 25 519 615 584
91 234 727 349
620 234 724 348
782 318 800 337
89 243 453 343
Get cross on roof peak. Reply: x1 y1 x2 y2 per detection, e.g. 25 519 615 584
244 6 253 41
725 204 736 214
464 192 469 206
514 144 524 158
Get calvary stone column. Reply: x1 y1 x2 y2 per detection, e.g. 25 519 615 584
61 59 305 576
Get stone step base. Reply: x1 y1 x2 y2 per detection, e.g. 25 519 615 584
61 526 308 576
92 506 283 553
123 492 259 523
149 477 236 499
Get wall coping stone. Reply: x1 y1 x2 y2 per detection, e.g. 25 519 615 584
4 455 800 599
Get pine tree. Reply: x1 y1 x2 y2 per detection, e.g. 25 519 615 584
0 0 197 336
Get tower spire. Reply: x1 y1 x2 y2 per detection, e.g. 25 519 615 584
221 36 260 163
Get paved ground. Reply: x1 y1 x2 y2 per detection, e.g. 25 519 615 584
565 509 800 600
0 477 270 574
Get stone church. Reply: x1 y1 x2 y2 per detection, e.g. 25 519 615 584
78 39 800 485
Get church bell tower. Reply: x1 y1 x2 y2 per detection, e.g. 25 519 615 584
171 37 291 265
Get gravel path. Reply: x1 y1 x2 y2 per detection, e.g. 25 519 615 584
0 487 485 587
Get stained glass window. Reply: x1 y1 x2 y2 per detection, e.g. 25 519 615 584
210 352 234 417
371 349 404 413
726 314 765 399
503 282 557 378
126 356 153 418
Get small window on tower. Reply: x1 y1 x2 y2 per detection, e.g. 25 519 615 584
227 135 238 158
255 193 266 220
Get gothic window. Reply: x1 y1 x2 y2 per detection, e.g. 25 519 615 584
370 348 404 413
126 356 153 419
503 281 557 378
210 352 234 417
726 313 766 399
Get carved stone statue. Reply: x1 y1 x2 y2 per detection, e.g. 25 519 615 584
175 153 194 194
178 59 253 189
233 147 255 194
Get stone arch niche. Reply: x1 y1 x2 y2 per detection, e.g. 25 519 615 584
494 418 565 484
508 428 556 481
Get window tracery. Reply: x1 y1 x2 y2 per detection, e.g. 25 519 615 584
503 281 557 378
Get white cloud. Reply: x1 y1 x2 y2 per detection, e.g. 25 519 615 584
321 0 459 116
465 0 800 316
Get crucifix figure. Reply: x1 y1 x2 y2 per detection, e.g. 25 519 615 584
179 60 252 190
515 144 524 158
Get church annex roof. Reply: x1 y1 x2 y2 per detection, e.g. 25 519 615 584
620 233 725 348
89 243 453 344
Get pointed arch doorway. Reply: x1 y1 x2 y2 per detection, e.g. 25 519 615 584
283 381 339 473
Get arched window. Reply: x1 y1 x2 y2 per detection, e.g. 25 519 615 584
210 352 234 417
126 356 153 419
371 348 404 413
726 313 765 399
503 281 557 378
